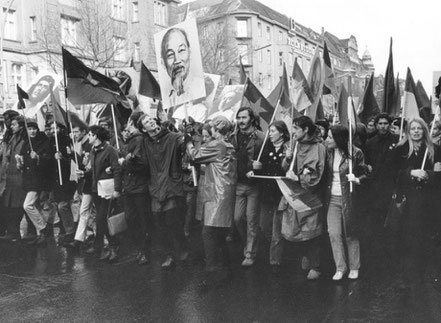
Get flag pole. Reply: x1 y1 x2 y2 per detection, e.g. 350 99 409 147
53 118 63 186
110 104 120 151
289 141 298 171
347 89 353 193
183 101 198 187
256 96 282 162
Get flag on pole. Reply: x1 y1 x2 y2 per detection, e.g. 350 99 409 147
358 72 379 124
383 38 396 115
139 61 162 100
291 57 313 112
337 85 357 130
402 67 420 120
243 78 274 129
306 46 324 121
322 42 336 97
50 89 68 128
416 80 431 109
17 85 29 110
62 47 127 106
276 178 323 213
239 57 247 85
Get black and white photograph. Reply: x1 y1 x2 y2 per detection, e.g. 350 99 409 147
1 0 441 322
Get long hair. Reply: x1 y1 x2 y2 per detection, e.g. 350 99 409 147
330 124 351 159
398 117 434 163
269 120 290 143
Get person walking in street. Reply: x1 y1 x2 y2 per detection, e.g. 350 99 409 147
324 124 369 280
186 116 237 282
230 107 265 266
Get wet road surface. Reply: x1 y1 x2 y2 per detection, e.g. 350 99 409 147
1 227 441 322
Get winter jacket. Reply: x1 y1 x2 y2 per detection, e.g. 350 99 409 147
323 147 369 238
89 142 122 194
20 132 51 192
230 128 265 185
121 131 149 195
143 129 185 202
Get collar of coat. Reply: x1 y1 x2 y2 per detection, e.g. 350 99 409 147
92 142 107 152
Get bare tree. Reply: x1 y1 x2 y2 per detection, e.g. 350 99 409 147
36 0 130 72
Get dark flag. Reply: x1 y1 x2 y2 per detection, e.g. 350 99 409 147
358 72 380 124
383 38 396 115
393 73 401 116
50 89 68 128
17 84 29 109
291 57 313 112
243 78 274 128
402 67 419 120
62 47 127 106
337 85 358 130
322 42 336 97
416 80 431 109
239 57 247 85
139 61 162 100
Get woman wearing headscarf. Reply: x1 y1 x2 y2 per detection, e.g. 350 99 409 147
186 116 237 280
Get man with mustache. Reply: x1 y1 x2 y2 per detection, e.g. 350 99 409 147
160 27 204 109
230 107 265 266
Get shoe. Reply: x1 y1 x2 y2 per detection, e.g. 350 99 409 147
0 233 20 242
332 271 345 281
99 249 110 261
27 235 46 246
307 269 321 280
348 270 359 280
241 257 254 267
108 247 119 263
161 256 175 269
85 246 98 255
66 240 81 252
22 233 37 241
138 254 150 266
180 250 189 262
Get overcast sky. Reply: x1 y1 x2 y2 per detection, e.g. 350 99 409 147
185 0 441 96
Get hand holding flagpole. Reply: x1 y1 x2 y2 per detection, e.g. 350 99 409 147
256 96 281 162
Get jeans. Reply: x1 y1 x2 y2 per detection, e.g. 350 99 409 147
202 226 230 271
125 193 152 254
260 202 276 241
71 190 82 223
23 191 46 234
270 210 283 265
234 182 260 259
74 193 94 242
327 195 360 272
92 194 119 249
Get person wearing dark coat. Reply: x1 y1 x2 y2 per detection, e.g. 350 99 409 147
49 123 76 245
323 125 369 281
0 116 27 241
139 115 188 269
391 117 441 292
82 125 122 262
20 121 51 245
119 112 152 265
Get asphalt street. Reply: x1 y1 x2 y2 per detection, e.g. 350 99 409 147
1 225 441 322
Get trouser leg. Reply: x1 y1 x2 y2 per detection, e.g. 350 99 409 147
270 210 284 265
74 194 93 242
57 200 75 236
327 196 347 272
23 191 46 234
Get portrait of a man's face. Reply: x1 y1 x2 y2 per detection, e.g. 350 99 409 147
154 18 205 110
28 76 55 104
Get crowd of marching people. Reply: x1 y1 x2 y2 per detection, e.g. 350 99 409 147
1 96 441 291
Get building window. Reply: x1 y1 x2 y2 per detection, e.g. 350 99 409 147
112 0 124 20
154 1 167 26
3 9 17 40
61 16 78 47
258 50 263 63
257 22 262 37
238 44 249 64
10 63 22 95
267 74 272 90
266 49 271 65
30 16 37 41
134 42 140 61
278 31 283 42
266 26 271 40
132 2 139 22
258 73 263 86
236 19 248 37
113 36 126 61
279 52 283 66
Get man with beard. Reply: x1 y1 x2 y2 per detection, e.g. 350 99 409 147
160 27 204 109
230 107 265 266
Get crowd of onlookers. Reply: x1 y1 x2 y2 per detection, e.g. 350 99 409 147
1 105 441 291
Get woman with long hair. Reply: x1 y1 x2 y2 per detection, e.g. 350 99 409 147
392 117 441 291
324 124 369 280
